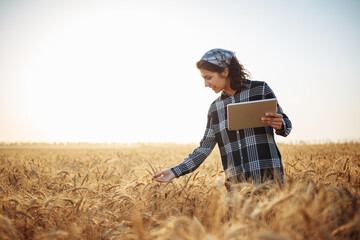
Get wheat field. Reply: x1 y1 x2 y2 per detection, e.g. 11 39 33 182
0 142 359 240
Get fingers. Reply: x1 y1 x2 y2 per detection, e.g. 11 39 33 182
153 175 170 183
261 118 283 125
153 171 164 178
152 171 168 182
153 177 168 183
265 112 283 118
261 114 283 130
262 113 283 125
152 169 175 183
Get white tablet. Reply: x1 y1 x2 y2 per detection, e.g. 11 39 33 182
227 98 277 130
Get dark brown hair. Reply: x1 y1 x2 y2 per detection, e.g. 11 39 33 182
196 56 251 91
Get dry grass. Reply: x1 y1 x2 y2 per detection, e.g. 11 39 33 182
0 142 359 239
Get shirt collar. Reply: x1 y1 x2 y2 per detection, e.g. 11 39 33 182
220 79 251 100
242 79 251 89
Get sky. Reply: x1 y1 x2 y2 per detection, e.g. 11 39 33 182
0 0 359 144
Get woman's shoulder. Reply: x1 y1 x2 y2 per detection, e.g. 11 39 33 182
246 79 268 87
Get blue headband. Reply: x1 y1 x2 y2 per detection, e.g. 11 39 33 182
200 48 235 68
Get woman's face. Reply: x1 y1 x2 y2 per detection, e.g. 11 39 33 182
199 68 229 93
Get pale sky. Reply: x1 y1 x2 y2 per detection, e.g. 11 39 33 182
0 0 359 144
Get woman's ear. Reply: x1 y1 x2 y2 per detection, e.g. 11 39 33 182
221 68 229 78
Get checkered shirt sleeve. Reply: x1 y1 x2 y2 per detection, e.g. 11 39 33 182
170 111 217 177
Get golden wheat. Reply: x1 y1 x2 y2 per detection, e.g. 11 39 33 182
0 143 359 239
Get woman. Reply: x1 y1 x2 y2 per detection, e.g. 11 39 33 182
153 48 292 190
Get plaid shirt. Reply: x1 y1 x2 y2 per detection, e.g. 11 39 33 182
171 79 292 184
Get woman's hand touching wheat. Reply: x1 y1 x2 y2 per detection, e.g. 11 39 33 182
152 169 175 183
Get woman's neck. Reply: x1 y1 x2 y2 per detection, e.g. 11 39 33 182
224 81 236 95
